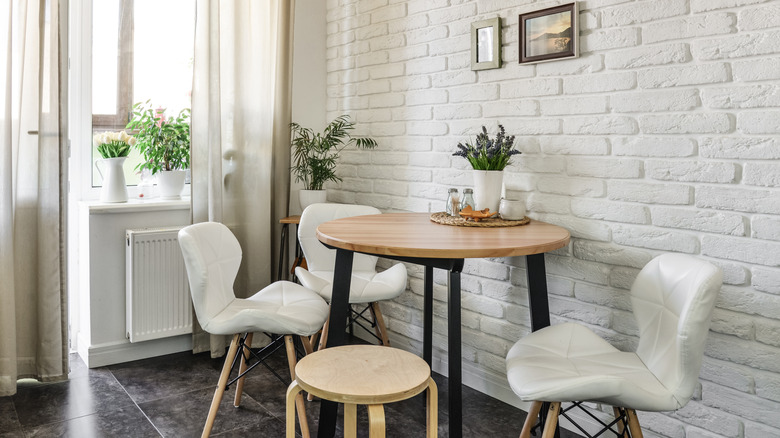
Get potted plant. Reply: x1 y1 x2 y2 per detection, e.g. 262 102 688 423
93 130 137 203
290 115 377 210
126 101 191 199
453 124 521 212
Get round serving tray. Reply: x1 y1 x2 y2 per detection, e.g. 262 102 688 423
429 212 530 227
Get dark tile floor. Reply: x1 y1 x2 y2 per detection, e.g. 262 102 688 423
0 345 582 437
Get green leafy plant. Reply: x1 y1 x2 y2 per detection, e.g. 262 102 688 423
126 101 191 174
93 131 136 158
290 115 377 190
453 124 520 170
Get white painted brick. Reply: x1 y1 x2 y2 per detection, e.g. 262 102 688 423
563 72 636 94
537 55 605 76
428 34 470 57
753 267 780 294
700 357 755 393
540 96 609 115
390 106 431 121
389 75 430 92
482 100 538 118
756 318 780 349
567 157 642 178
613 137 696 158
507 154 567 174
744 163 780 187
328 83 356 98
549 296 612 327
479 316 528 343
673 401 742 437
540 137 609 155
405 57 446 75
367 121 405 136
647 160 737 183
448 84 499 103
571 198 648 226
461 294 504 319
745 421 780 438
478 64 536 83
696 185 780 214
368 93 405 109
387 14 429 34
370 151 408 166
356 51 389 67
638 412 686 438
407 121 448 136
703 84 780 109
738 110 780 134
340 69 370 84
369 34 405 51
433 104 481 120
326 5 356 23
738 3 780 30
608 181 692 205
355 108 392 123
545 254 613 285
534 213 612 242
613 225 699 253
383 136 432 152
407 0 449 15
640 113 732 134
701 381 780 427
611 89 699 113
405 25 448 46
709 260 749 285
388 44 429 62
526 193 571 215
611 308 639 336
602 0 688 27
341 41 371 57
691 0 771 13
638 63 731 88
338 96 369 111
405 89 447 106
711 307 754 339
605 43 690 70
580 28 640 52
575 282 632 311
500 118 561 135
338 177 373 193
563 116 639 135
704 235 780 266
652 207 746 235
357 22 388 40
700 136 780 159
428 3 476 25
643 13 736 44
610 266 640 290
693 30 780 60
357 79 390 96
370 3 406 24
506 302 532 328
733 56 780 82
573 240 653 269
537 176 606 197
500 78 562 98
431 70 477 88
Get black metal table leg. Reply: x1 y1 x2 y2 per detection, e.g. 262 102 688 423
317 248 354 438
277 223 288 282
423 265 433 366
448 260 464 438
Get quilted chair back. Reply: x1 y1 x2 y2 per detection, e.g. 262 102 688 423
178 222 242 331
631 253 722 409
298 203 381 273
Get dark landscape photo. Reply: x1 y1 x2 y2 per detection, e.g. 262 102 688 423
525 10 572 57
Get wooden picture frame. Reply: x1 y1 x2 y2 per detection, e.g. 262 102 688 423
471 17 501 71
519 2 579 64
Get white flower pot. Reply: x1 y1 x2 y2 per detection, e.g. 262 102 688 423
299 189 327 211
95 157 128 203
473 170 504 213
157 170 186 200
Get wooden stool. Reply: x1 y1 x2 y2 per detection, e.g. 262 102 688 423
285 345 438 438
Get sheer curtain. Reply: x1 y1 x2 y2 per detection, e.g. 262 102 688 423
190 0 295 356
0 0 69 396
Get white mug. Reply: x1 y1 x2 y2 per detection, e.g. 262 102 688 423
499 198 526 220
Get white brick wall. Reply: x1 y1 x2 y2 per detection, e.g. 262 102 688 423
321 0 780 436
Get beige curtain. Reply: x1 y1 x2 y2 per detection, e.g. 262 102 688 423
0 0 69 396
191 0 295 356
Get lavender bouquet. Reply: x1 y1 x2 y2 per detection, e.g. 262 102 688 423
453 125 520 170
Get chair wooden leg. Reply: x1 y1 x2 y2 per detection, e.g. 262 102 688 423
285 381 304 438
520 401 543 438
233 333 253 407
318 312 330 351
613 407 627 438
367 404 386 438
425 377 438 438
626 409 644 438
309 330 320 349
344 403 357 438
202 334 240 438
285 335 310 438
369 302 391 346
541 402 560 438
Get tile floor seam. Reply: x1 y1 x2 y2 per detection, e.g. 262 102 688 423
108 368 164 437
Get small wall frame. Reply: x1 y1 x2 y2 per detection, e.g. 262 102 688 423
519 2 579 64
471 17 501 71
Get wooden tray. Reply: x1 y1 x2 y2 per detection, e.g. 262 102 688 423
430 212 530 227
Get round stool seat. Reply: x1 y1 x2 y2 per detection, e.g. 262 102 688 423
295 345 431 405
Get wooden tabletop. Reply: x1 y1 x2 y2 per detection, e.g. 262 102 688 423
316 212 570 259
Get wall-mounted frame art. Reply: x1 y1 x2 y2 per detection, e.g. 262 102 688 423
519 2 579 64
471 17 501 71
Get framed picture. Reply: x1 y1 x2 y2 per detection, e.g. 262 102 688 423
519 2 579 64
471 17 501 71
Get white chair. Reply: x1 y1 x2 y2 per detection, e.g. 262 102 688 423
178 222 330 438
506 253 723 438
295 203 407 347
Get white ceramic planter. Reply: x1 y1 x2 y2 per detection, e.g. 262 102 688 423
299 189 327 211
157 170 186 200
95 157 129 203
473 170 504 213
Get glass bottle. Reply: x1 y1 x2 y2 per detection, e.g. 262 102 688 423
463 188 475 210
446 188 460 216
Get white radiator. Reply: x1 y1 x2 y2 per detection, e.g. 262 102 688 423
126 227 192 343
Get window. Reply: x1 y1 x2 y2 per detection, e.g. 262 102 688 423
91 0 195 187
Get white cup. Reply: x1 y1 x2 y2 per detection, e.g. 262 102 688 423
499 198 526 220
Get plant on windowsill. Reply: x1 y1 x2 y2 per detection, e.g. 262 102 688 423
290 115 377 210
93 130 137 203
126 101 191 199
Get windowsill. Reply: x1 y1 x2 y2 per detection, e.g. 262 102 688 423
81 196 190 214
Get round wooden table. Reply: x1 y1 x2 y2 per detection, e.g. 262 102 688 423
315 212 570 438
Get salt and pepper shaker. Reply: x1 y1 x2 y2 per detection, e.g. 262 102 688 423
463 188 475 210
446 188 461 216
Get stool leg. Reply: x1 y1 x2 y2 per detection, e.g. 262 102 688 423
233 333 253 407
367 405 386 438
344 403 357 438
286 381 304 438
613 407 627 438
202 334 240 438
520 401 542 438
541 402 560 438
318 312 331 351
626 409 644 438
285 335 310 438
426 377 438 438
369 302 391 346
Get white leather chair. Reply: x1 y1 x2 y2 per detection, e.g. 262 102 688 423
178 222 330 438
295 203 407 346
506 253 723 438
